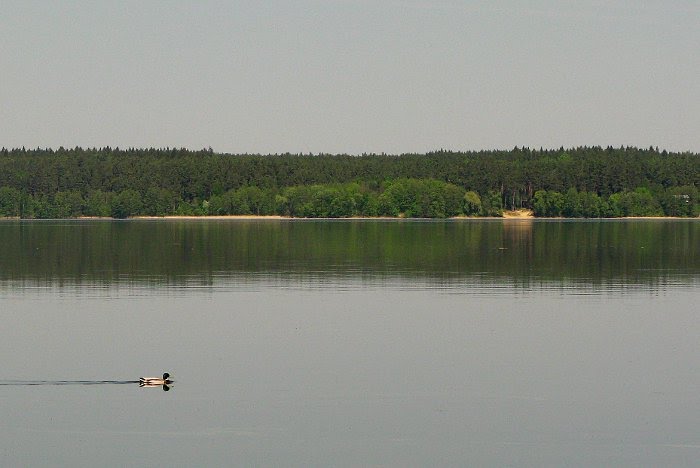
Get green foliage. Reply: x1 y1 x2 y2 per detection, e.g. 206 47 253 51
272 183 378 218
658 185 698 217
27 194 56 219
608 188 664 217
174 201 196 216
480 191 503 217
0 146 696 219
111 189 143 219
84 190 112 217
441 182 465 217
562 188 582 217
376 178 465 218
0 187 22 217
53 191 84 218
143 187 177 216
235 186 275 215
277 184 347 217
532 190 563 217
463 191 482 216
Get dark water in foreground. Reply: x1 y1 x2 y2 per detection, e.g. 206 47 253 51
0 219 698 467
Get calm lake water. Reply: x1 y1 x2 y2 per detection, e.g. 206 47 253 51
0 219 698 467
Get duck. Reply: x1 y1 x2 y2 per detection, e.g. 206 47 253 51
139 372 172 386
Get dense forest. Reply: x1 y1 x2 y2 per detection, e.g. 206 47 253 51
0 146 697 218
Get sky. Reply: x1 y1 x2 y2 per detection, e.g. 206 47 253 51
1 0 698 154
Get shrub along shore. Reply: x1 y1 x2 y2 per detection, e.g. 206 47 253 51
0 146 697 218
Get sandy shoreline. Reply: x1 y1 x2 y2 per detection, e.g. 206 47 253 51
133 215 287 220
103 214 697 220
0 214 696 221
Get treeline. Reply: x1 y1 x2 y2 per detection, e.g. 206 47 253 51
0 179 697 218
0 146 697 218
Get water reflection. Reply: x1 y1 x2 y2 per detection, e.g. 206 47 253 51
0 219 697 292
138 382 172 391
502 218 534 242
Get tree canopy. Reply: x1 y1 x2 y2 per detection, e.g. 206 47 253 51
0 146 697 218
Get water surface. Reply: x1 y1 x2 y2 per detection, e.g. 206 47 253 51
0 219 698 467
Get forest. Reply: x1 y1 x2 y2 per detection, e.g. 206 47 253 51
0 146 697 218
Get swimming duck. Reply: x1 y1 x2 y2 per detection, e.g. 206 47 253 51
139 372 172 386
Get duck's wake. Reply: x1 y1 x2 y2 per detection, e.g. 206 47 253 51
0 372 173 391
0 380 139 386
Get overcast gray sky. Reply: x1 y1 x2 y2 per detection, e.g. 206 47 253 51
1 0 698 154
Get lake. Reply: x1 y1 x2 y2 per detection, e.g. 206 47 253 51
0 219 698 467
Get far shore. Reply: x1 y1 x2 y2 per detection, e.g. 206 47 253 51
0 214 696 221
134 215 287 220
